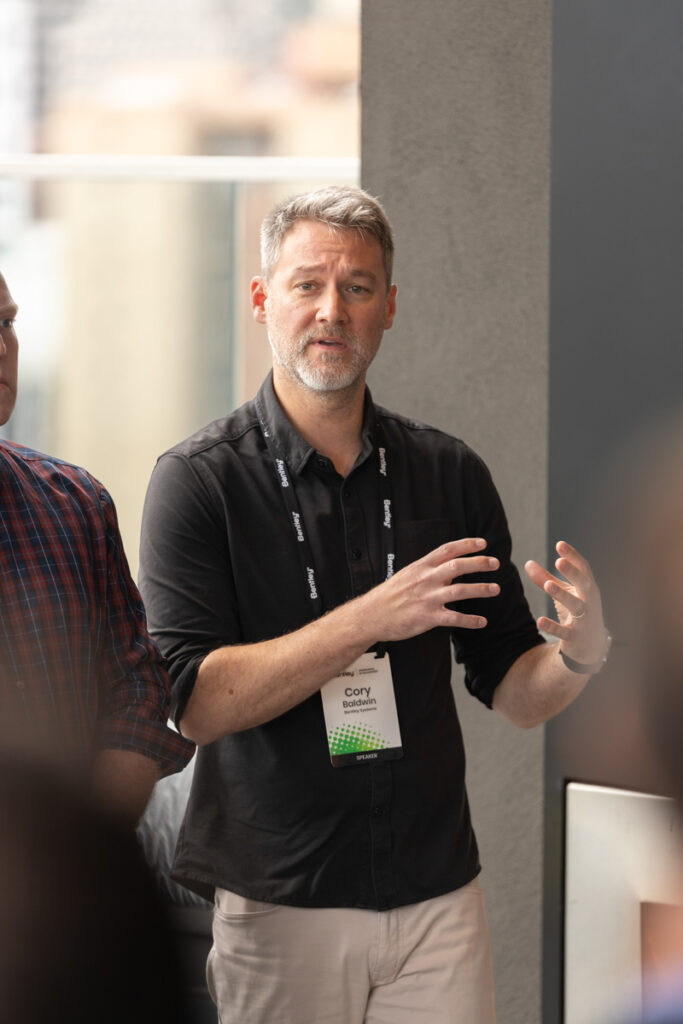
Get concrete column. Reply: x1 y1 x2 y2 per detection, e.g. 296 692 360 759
361 4 551 1022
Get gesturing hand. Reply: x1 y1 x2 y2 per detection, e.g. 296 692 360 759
364 537 501 643
524 540 607 666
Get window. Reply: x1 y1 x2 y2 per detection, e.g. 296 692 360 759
0 0 359 574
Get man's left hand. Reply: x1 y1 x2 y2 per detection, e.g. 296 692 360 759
524 540 607 667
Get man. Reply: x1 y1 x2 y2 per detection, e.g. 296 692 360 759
0 272 193 822
139 186 609 1022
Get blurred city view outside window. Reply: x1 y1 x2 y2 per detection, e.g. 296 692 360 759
0 0 359 576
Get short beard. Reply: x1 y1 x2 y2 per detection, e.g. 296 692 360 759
269 329 370 394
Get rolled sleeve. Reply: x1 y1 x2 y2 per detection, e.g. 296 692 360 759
139 452 241 729
449 450 545 707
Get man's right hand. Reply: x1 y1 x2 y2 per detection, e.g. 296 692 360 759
357 537 500 642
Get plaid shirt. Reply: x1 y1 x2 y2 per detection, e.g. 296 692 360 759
0 439 193 774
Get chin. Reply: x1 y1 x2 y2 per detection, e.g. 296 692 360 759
296 359 366 394
299 371 362 393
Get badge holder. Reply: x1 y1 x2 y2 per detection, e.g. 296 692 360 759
320 649 403 767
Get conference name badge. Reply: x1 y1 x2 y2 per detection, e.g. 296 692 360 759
320 651 403 767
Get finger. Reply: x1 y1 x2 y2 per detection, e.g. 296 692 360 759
554 557 585 590
537 616 573 641
444 581 500 602
544 579 585 618
555 540 593 581
440 555 499 581
524 559 555 590
439 609 488 630
525 559 584 611
423 538 488 566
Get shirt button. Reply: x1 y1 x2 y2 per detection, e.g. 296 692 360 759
351 547 362 560
343 488 351 500
372 806 385 818
317 457 327 468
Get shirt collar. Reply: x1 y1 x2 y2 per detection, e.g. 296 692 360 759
254 371 377 477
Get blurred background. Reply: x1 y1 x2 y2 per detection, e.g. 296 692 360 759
0 0 360 576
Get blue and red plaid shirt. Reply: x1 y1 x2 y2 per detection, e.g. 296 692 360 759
0 439 193 774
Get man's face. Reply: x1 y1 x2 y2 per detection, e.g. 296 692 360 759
251 220 396 395
0 274 19 426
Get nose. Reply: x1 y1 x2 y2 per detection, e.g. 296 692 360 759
315 285 348 324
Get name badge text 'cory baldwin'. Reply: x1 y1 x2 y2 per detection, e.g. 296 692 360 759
343 686 377 708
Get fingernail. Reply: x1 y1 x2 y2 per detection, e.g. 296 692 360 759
478 617 487 628
475 538 486 549
488 584 499 594
488 558 498 569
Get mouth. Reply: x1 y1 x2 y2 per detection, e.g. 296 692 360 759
307 337 348 351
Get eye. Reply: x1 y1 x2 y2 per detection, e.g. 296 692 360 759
296 282 316 292
348 284 368 295
1 318 15 329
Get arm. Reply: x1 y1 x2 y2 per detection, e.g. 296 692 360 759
95 483 194 775
182 537 501 745
91 749 161 825
493 540 608 728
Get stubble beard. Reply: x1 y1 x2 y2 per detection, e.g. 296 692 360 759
269 328 378 395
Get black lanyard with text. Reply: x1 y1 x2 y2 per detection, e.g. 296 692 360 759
258 417 396 626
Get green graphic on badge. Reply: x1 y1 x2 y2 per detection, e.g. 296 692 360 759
328 723 389 756
320 651 403 767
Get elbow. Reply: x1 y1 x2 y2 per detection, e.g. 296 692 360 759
500 711 546 730
178 710 223 747
178 719 211 747
179 698 242 746
492 695 547 731
515 713 546 730
178 700 219 746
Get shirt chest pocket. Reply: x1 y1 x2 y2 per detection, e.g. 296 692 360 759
395 519 461 571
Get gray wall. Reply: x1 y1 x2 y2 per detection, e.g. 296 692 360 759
362 4 552 1022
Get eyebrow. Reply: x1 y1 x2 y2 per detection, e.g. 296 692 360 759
290 264 379 282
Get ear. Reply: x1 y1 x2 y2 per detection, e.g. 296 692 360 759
384 284 398 330
251 277 268 324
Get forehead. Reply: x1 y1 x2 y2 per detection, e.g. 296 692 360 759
276 220 384 275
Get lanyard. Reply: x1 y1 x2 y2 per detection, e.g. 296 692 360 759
258 416 396 621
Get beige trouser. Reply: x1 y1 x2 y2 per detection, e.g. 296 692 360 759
207 878 496 1024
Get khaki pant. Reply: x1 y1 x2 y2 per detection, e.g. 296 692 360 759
207 878 496 1024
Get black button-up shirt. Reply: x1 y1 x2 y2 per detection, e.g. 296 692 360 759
139 373 543 908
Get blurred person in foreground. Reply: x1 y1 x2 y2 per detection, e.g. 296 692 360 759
140 186 611 1023
0 753 187 1024
0 271 194 823
602 423 683 1024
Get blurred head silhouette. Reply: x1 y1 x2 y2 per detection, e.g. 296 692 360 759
0 755 186 1023
600 418 683 807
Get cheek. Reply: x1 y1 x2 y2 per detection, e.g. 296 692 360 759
1 338 18 372
271 307 312 338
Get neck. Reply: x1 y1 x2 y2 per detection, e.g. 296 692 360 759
272 370 366 478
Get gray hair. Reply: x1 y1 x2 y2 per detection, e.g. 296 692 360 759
260 185 394 287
